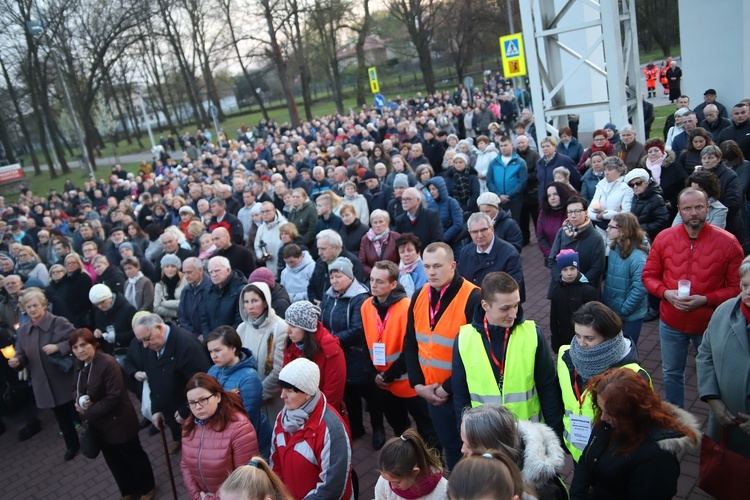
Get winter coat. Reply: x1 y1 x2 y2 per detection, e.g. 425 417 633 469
537 154 582 202
124 275 154 312
181 413 259 499
178 274 211 337
602 246 648 321
548 222 606 297
640 151 683 210
208 212 245 246
307 250 365 305
425 177 464 245
73 351 140 445
717 118 750 160
486 152 528 200
394 205 444 249
697 296 750 458
208 348 272 456
550 273 599 351
14 312 75 409
588 176 633 225
359 231 400 279
557 138 584 165
365 183 393 213
581 169 604 202
320 280 373 385
536 208 567 260
270 393 353 500
92 293 136 354
616 141 646 172
516 420 567 500
255 213 288 278
474 143 499 192
283 323 347 415
570 405 699 500
201 270 246 334
215 244 257 279
288 200 318 249
153 275 187 320
517 147 542 206
341 194 370 226
629 181 669 242
96 265 126 294
710 162 746 246
236 282 288 401
492 209 523 253
443 168 480 213
642 223 743 334
280 250 316 302
385 170 417 188
342 219 369 255
47 268 93 328
457 236 525 301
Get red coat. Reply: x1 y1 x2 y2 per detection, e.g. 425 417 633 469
643 65 658 87
271 394 353 500
283 322 347 416
359 231 400 278
180 413 259 499
642 223 743 334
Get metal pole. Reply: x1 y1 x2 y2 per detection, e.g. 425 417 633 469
136 88 156 151
506 0 522 117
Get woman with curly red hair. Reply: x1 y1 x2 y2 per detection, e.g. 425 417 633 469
570 368 699 499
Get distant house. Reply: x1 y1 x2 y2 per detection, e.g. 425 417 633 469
336 36 394 69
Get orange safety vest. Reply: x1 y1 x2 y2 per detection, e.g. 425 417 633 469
413 279 479 386
361 296 416 398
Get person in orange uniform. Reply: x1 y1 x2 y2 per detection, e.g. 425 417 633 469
643 61 659 99
403 242 481 470
362 261 439 450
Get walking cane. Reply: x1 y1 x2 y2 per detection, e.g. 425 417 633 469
159 421 179 500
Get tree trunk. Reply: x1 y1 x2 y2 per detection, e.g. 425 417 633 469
105 70 133 145
291 1 312 120
354 0 371 107
262 0 299 126
0 57 40 173
0 113 17 164
123 80 145 149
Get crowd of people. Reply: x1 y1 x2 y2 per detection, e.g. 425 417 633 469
1 77 750 499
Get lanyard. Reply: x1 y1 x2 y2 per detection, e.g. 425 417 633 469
573 369 586 410
483 317 510 379
375 309 391 343
428 285 449 330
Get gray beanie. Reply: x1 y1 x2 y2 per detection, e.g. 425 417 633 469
284 300 321 332
279 358 320 396
160 253 182 269
477 192 501 209
393 173 409 189
118 242 134 254
329 257 354 280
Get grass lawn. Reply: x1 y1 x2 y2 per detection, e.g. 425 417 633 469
19 161 143 200
639 46 681 65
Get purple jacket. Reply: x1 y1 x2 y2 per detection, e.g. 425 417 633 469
536 209 567 259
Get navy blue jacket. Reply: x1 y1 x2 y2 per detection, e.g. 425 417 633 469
425 176 464 245
178 274 211 337
457 236 525 302
201 270 246 334
536 153 582 202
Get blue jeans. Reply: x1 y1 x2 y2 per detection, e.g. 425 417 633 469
622 319 644 346
427 398 462 471
659 320 702 408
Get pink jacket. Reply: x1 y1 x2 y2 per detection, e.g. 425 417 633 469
180 413 259 499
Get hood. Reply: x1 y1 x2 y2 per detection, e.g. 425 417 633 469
325 279 369 299
517 420 565 483
288 251 315 274
238 281 275 323
373 284 408 312
471 300 526 332
638 180 664 199
426 176 449 202
213 347 259 378
652 403 700 460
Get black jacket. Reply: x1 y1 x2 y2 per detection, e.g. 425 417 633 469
92 293 136 354
306 250 365 304
712 162 746 246
365 182 393 213
216 244 257 278
394 206 445 248
209 212 245 246
46 269 93 328
202 270 246 334
341 220 368 255
629 181 670 242
493 209 524 254
457 236 525 302
718 120 750 164
270 283 291 318
549 273 599 352
699 116 732 142
96 266 126 295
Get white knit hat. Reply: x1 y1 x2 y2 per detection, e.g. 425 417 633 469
89 284 113 304
477 192 501 209
279 358 320 396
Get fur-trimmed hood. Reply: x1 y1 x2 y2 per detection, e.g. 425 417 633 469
517 420 566 484
653 403 701 460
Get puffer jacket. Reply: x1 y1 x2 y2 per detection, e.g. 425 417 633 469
208 348 272 456
486 151 528 200
425 176 464 245
640 150 683 209
320 280 373 385
180 414 259 500
588 176 633 223
548 223 606 297
642 223 743 334
153 276 187 320
236 282 288 401
201 270 246 334
580 169 604 202
557 137 584 164
629 181 669 242
602 246 648 321
537 153 582 201
280 250 315 301
283 322 347 416
475 143 499 192
517 420 567 500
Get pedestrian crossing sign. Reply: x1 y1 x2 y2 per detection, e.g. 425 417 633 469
500 33 527 77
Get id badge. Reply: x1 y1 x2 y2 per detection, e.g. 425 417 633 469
570 413 592 447
372 343 387 366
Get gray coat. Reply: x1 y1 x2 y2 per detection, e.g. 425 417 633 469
15 312 76 409
697 296 750 458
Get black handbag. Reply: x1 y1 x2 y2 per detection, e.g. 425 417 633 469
46 318 74 374
80 422 101 459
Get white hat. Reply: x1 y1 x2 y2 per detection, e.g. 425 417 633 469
89 284 113 304
477 192 501 209
279 358 320 396
624 168 650 184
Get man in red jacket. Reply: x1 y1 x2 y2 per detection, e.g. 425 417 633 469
643 188 743 408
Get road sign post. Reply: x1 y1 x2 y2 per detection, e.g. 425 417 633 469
368 67 380 94
499 33 527 78
374 93 385 109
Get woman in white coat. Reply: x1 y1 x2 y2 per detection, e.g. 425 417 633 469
153 254 187 321
588 157 633 247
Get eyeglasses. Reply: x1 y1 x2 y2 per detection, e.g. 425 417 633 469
187 394 216 408
606 224 618 230
469 226 492 236
628 180 645 188
567 209 585 216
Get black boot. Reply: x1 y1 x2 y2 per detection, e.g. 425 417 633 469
18 417 41 441
372 427 386 450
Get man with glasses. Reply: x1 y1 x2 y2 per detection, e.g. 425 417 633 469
458 213 525 302
394 187 444 247
643 187 743 408
130 313 209 454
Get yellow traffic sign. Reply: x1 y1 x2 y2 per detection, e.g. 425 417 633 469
499 33 527 78
368 67 380 94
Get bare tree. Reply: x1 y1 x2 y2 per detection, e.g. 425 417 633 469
385 0 440 93
308 0 351 114
353 0 372 107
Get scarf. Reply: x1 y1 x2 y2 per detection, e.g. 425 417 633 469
569 332 629 382
399 258 421 277
391 469 444 499
589 140 612 154
646 153 666 184
251 311 268 329
741 301 750 326
162 273 181 300
15 257 39 277
281 390 321 433
452 169 472 206
125 272 144 306
366 228 390 257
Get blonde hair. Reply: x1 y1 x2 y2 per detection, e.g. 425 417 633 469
219 458 294 500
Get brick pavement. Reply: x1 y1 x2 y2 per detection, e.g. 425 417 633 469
0 233 715 499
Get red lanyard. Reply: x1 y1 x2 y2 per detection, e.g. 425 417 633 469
483 317 510 378
573 370 585 409
375 309 391 343
428 285 449 330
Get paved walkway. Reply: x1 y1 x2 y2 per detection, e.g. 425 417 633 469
0 230 713 499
